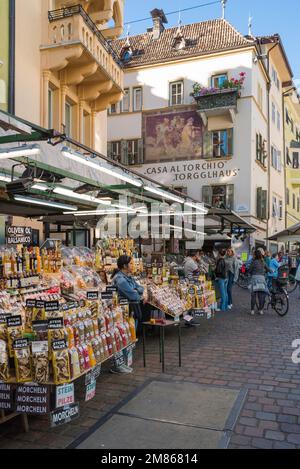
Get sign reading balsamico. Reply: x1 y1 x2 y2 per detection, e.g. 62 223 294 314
142 160 240 184
6 226 32 245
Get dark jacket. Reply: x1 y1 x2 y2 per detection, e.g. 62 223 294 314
215 258 227 279
249 259 270 276
112 270 144 302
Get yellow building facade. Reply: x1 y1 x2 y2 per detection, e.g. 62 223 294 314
284 88 300 227
13 0 124 153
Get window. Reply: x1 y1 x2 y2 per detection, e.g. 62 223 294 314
272 103 276 123
272 196 277 218
297 197 300 213
256 133 266 166
279 200 283 219
203 129 233 158
48 88 53 129
108 141 121 162
286 147 291 166
202 185 234 210
120 88 130 112
257 187 268 220
293 194 296 210
277 150 282 172
65 101 72 137
169 81 184 106
133 87 142 111
211 73 228 88
291 119 294 134
293 152 299 169
277 111 281 131
110 103 117 114
286 188 290 205
272 66 279 89
271 146 281 171
127 140 139 165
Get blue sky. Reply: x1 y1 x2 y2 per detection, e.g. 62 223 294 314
123 0 300 78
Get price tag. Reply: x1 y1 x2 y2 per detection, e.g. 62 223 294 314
44 301 59 313
119 298 129 305
15 385 50 415
26 299 36 308
106 286 117 294
0 313 12 324
87 291 99 301
7 315 22 327
52 340 67 351
56 383 75 409
101 293 113 300
36 301 45 309
48 318 64 330
193 309 205 318
0 383 14 411
13 338 29 350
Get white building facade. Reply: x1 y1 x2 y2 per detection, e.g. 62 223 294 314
108 11 293 251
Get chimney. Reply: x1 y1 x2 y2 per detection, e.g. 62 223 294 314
150 9 168 39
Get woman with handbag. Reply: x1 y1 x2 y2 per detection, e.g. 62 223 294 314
249 250 271 316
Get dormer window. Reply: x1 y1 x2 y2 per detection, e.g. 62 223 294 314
173 24 186 51
121 49 133 62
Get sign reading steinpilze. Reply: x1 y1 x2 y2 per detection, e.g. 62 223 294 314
6 226 32 245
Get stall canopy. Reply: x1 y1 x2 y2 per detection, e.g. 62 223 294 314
268 222 300 243
0 110 255 238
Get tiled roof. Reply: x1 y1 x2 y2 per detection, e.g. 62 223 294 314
111 19 255 68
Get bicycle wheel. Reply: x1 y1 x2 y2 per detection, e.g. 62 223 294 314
273 290 289 317
237 273 251 290
286 278 298 294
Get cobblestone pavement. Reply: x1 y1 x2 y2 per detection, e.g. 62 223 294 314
1 286 300 449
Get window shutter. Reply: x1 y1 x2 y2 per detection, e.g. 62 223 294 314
203 132 212 159
256 134 259 160
107 142 113 160
121 140 129 165
227 129 233 156
226 185 234 210
202 186 212 205
137 139 144 164
257 187 262 219
261 190 267 220
277 151 282 172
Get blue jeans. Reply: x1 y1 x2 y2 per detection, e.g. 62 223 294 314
217 278 229 311
227 271 234 306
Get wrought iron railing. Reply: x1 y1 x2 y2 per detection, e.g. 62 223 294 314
48 4 123 68
194 88 239 111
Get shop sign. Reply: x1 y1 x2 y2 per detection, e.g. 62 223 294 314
6 226 32 245
87 291 99 301
85 380 96 402
50 402 80 428
56 383 74 409
192 309 212 320
85 365 101 386
0 383 14 411
15 385 50 415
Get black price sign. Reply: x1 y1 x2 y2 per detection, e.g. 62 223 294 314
106 286 117 294
85 365 102 386
193 309 205 318
101 293 113 300
13 338 29 350
45 301 59 312
15 385 50 415
26 299 36 308
52 339 67 351
6 226 32 245
0 383 14 411
119 298 129 305
6 315 22 328
0 313 12 324
113 351 125 368
87 291 99 301
35 301 45 309
50 402 80 428
48 318 64 330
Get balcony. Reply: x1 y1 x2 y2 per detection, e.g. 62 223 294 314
41 5 124 111
194 88 239 126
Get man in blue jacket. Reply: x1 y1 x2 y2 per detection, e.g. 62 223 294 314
267 253 281 289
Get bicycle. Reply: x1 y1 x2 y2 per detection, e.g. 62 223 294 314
285 274 299 294
236 264 251 290
256 280 289 317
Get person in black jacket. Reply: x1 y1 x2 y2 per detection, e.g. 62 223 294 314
215 249 228 311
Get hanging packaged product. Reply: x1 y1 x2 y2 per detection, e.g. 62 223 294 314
69 347 81 380
14 340 33 383
7 315 23 358
31 341 49 384
52 340 71 385
0 339 10 381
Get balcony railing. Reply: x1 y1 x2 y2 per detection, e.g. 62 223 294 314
48 4 123 68
194 88 239 112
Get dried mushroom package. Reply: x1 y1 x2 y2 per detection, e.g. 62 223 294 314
14 347 32 383
0 340 10 381
7 317 23 358
32 342 49 384
52 348 71 385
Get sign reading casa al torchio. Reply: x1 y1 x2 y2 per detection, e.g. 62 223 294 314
143 160 240 184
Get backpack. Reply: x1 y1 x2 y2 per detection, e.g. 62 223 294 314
215 258 226 279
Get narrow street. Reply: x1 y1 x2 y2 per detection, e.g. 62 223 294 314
1 286 300 450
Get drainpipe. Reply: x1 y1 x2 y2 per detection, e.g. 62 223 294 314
8 0 15 114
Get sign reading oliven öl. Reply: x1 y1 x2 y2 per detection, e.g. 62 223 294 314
6 226 32 245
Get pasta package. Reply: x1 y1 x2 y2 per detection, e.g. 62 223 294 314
0 340 10 381
52 344 71 385
32 341 49 384
14 347 32 383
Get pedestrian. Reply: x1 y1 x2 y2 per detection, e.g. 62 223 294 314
267 253 281 289
249 249 270 316
264 251 271 270
183 250 200 278
215 249 228 311
225 248 239 310
111 255 146 373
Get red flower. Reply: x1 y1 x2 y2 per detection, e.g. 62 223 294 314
239 72 246 77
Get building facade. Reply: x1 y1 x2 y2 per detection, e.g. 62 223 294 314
0 0 10 112
284 88 300 228
108 10 295 252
